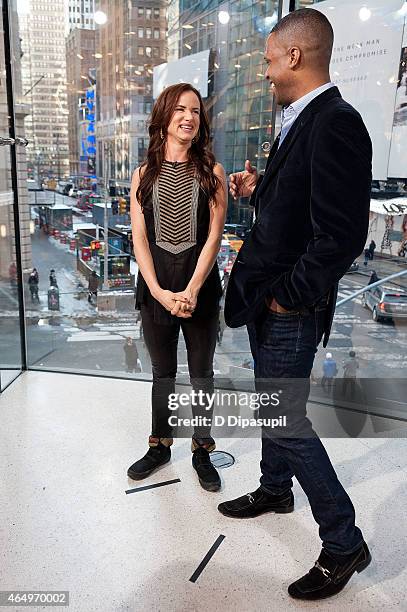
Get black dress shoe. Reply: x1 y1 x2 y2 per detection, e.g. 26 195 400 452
192 447 221 492
218 487 294 518
127 442 171 480
288 541 371 600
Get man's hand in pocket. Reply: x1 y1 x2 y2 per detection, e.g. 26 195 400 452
266 296 295 313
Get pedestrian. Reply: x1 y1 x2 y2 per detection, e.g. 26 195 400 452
123 337 140 373
221 268 230 294
367 270 379 285
87 270 99 303
221 9 372 600
321 352 337 393
363 247 370 266
9 261 17 289
217 305 226 345
368 239 376 261
28 269 39 302
128 83 227 492
398 240 406 257
342 350 359 399
49 269 57 287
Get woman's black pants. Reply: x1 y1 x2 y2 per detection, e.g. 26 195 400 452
140 305 218 445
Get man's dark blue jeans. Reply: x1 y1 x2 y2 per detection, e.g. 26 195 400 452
247 300 364 556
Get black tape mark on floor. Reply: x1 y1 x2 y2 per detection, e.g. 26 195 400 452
126 478 181 494
189 535 226 583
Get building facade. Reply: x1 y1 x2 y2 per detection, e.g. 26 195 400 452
66 28 96 176
1 0 32 274
95 0 167 183
166 0 280 224
67 0 96 33
20 0 69 182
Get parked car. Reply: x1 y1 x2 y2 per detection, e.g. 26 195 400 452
362 286 407 322
57 181 73 195
68 187 79 198
217 239 231 271
76 190 93 210
346 261 359 274
27 178 42 191
44 178 57 190
224 223 249 239
223 232 243 253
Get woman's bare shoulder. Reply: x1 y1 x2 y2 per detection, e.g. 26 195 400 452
131 164 147 185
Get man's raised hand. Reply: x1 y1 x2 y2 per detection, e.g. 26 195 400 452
229 160 258 200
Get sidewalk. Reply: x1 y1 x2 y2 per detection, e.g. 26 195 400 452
29 229 93 317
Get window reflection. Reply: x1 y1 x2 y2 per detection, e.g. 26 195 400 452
0 0 404 419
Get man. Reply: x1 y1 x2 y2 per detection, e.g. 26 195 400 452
49 269 57 287
342 350 359 399
368 239 376 261
219 9 372 601
123 337 140 373
321 352 337 394
28 268 39 302
87 270 99 303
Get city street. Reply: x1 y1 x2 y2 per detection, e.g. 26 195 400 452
25 236 407 380
1 195 406 419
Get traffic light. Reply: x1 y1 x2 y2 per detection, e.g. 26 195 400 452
90 240 101 252
119 197 127 215
111 199 119 215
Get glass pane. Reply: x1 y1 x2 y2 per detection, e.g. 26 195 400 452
11 0 279 381
0 0 24 390
293 0 407 421
9 0 407 424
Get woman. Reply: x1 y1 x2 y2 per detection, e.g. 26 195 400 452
128 83 227 491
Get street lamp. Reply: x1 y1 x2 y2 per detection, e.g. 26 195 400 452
95 10 110 289
35 149 42 185
103 142 112 291
53 132 61 182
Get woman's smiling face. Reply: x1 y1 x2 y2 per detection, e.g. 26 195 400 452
166 90 201 144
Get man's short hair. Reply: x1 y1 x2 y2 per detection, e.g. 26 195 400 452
271 8 334 58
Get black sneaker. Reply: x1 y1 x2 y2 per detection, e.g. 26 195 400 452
288 541 371 600
192 447 221 492
218 486 294 518
127 442 171 480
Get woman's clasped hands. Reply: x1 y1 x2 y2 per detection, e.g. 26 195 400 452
154 288 197 318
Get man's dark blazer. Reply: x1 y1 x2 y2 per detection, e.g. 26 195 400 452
224 86 372 347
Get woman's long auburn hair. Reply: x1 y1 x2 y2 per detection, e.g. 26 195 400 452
136 83 221 208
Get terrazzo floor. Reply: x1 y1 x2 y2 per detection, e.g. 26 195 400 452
1 371 406 611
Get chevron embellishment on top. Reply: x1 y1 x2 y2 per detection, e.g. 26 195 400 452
152 161 200 254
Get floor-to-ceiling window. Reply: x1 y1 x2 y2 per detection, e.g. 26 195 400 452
2 0 407 424
0 0 25 391
6 0 280 384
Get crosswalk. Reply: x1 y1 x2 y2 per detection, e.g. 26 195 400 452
65 320 141 342
336 285 364 306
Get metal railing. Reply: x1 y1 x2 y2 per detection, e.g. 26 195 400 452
336 269 407 307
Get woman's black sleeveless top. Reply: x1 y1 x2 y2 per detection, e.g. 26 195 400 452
135 160 222 325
